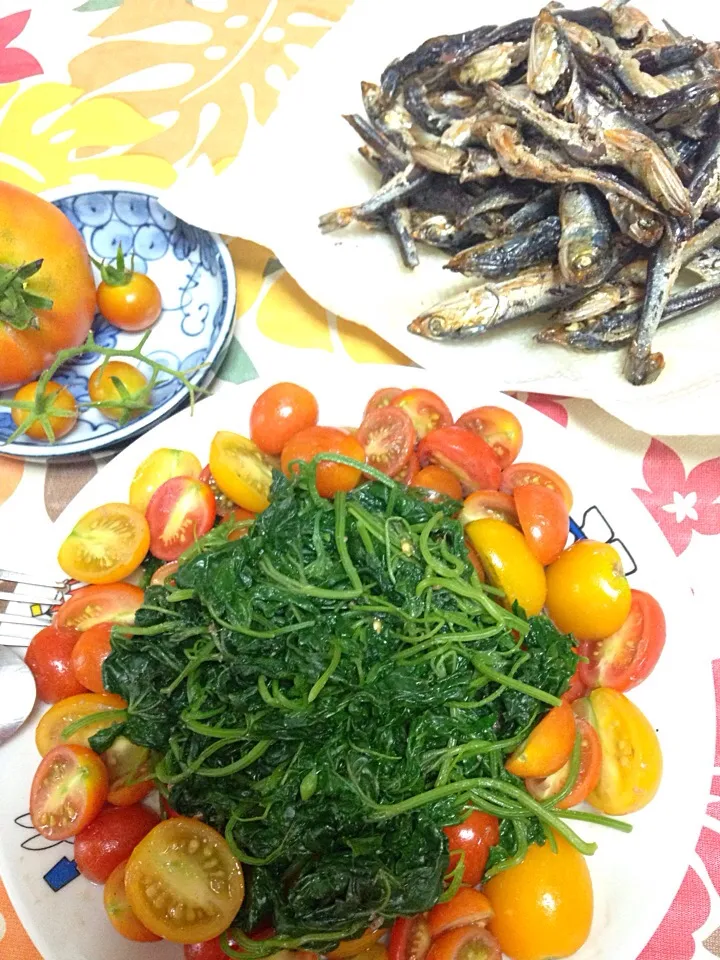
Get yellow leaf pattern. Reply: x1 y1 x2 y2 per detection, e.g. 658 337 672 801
229 237 272 317
256 271 332 351
336 318 414 366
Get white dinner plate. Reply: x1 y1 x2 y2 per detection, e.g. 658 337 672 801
0 361 713 960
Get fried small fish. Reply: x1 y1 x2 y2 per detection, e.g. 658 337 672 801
445 217 561 278
558 185 615 286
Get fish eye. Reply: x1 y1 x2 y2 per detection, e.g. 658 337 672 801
429 317 445 336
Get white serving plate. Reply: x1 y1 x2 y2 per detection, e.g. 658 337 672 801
0 362 713 960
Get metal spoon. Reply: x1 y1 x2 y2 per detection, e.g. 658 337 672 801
0 646 36 744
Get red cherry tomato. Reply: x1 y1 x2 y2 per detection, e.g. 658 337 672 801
25 624 86 702
428 888 494 939
146 476 217 561
514 483 569 566
70 621 113 693
388 915 431 960
30 744 109 841
578 589 666 692
526 716 602 810
281 426 365 498
426 926 501 960
461 490 518 526
225 506 256 542
184 939 229 960
364 387 403 417
418 426 502 493
150 561 180 586
74 802 160 883
391 388 452 439
562 652 587 704
455 406 523 469
443 809 500 886
250 382 319 455
500 462 573 511
53 583 144 632
357 406 415 476
411 465 463 500
395 453 419 485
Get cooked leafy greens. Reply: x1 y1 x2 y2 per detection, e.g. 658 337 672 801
101 458 597 954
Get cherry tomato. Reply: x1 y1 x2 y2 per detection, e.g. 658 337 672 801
209 431 274 512
57 502 149 584
500 462 573 511
514 484 569 566
388 915 431 960
75 802 161 883
70 622 112 693
35 691 128 755
417 426 502 493
443 810 500 886
104 735 155 806
357 406 414 476
104 858 161 942
30 744 109 841
455 406 523 469
525 716 601 809
98 270 162 333
391 388 452 439
129 447 202 513
562 654 587 704
578 589 666 692
11 380 78 441
395 453 419 485
125 817 245 943
465 538 486 582
426 926 501 960
328 929 384 958
281 426 366 498
225 506 256 541
505 702 576 778
465 518 547 616
25 624 85 702
461 490 518 526
411 465 463 500
545 540 632 641
184 939 229 960
428 888 494 939
485 833 593 960
364 387 402 416
151 560 180 585
584 688 662 815
250 382 319 455
199 463 236 516
53 583 144 632
146 476 217 560
88 361 149 421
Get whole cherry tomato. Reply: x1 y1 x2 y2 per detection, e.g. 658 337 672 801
70 621 113 693
88 361 149 422
96 246 162 332
250 382 319 455
25 624 85 702
281 426 365 498
74 803 161 883
443 809 500 886
11 380 78 441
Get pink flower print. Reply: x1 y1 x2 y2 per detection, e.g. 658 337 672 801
0 11 42 83
632 438 720 556
507 392 569 428
697 827 720 899
637 866 710 960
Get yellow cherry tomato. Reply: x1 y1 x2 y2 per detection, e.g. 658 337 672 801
327 929 384 959
545 540 632 641
11 380 78 441
129 447 202 513
585 687 662 815
505 702 576 778
209 430 274 513
58 502 149 584
485 833 593 960
88 361 149 421
465 518 546 615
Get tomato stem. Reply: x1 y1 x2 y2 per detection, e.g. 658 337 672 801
91 243 134 287
0 259 54 332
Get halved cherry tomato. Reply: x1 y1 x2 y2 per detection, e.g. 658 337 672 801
184 938 229 960
465 518 546 616
70 621 113 693
443 810 500 886
225 506 256 541
30 744 109 841
54 583 144 632
184 932 305 960
146 476 217 560
578 590 666 692
328 929 384 958
455 406 523 470
129 448 202 513
104 735 155 806
281 426 366 498
505 702 576 778
426 925 501 960
125 817 245 943
364 387 402 417
417 426 502 493
209 431 274 513
546 540 632 641
75 802 161 883
250 382 319 455
514 484 569 566
11 379 78 441
525 716 601 809
104 858 161 942
391 388 452 439
35 691 128 756
500 462 573 512
461 490 518 526
465 539 487 582
562 653 587 704
584 688 662 815
428 888 494 939
199 463 235 516
58 502 149 584
88 361 149 421
357 406 414 476
388 915 431 960
25 624 85 703
395 453 419 485
151 560 180 586
411 465 463 499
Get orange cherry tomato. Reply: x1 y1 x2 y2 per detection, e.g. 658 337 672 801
411 465 463 499
250 382 319 455
455 406 523 469
525 716 601 809
53 583 144 632
57 502 149 584
70 621 113 693
327 929 384 958
514 483 569 566
25 624 86 703
281 426 366 498
150 560 180 585
417 426 502 493
129 447 202 513
443 809 500 886
30 744 109 841
364 387 403 417
11 380 79 441
88 361 149 421
146 476 217 560
104 858 161 942
428 888 494 939
104 735 154 806
461 490 518 526
505 702 576 778
35 691 128 756
425 925 501 960
225 506 256 541
209 431 274 513
75 802 161 883
391 388 452 439
500 462 573 511
465 518 547 616
388 915 431 960
485 833 593 960
357 406 415 476
545 540 632 641
98 268 162 332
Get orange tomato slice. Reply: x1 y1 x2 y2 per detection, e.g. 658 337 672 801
35 691 128 756
209 431 274 512
104 859 161 942
505 701 576 778
58 503 149 584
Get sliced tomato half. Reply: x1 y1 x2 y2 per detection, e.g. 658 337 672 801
500 462 573 511
364 387 403 417
417 426 502 493
54 583 144 632
428 888 494 939
388 915 431 960
30 744 109 840
391 388 453 439
426 925 501 960
357 406 415 476
514 483 569 566
525 716 602 809
146 476 217 561
455 406 523 469
461 490 518 526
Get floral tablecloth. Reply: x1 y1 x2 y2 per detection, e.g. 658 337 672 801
0 2 719 958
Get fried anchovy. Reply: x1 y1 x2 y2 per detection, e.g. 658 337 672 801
403 73 466 136
343 114 408 171
445 216 561 278
633 77 720 126
411 144 502 181
632 39 707 76
358 147 419 268
605 193 664 246
455 42 529 88
558 185 615 286
690 118 720 214
527 8 572 97
409 212 477 250
319 164 430 232
501 188 559 234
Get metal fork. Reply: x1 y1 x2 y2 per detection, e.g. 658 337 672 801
0 569 76 646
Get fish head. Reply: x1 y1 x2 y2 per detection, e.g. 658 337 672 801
527 8 570 96
408 288 502 339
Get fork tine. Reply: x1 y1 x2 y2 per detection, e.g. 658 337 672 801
0 611 52 627
0 589 66 605
0 570 71 592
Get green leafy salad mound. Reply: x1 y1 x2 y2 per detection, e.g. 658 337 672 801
99 460 583 954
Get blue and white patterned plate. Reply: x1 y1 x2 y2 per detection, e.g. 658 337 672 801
0 183 236 459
